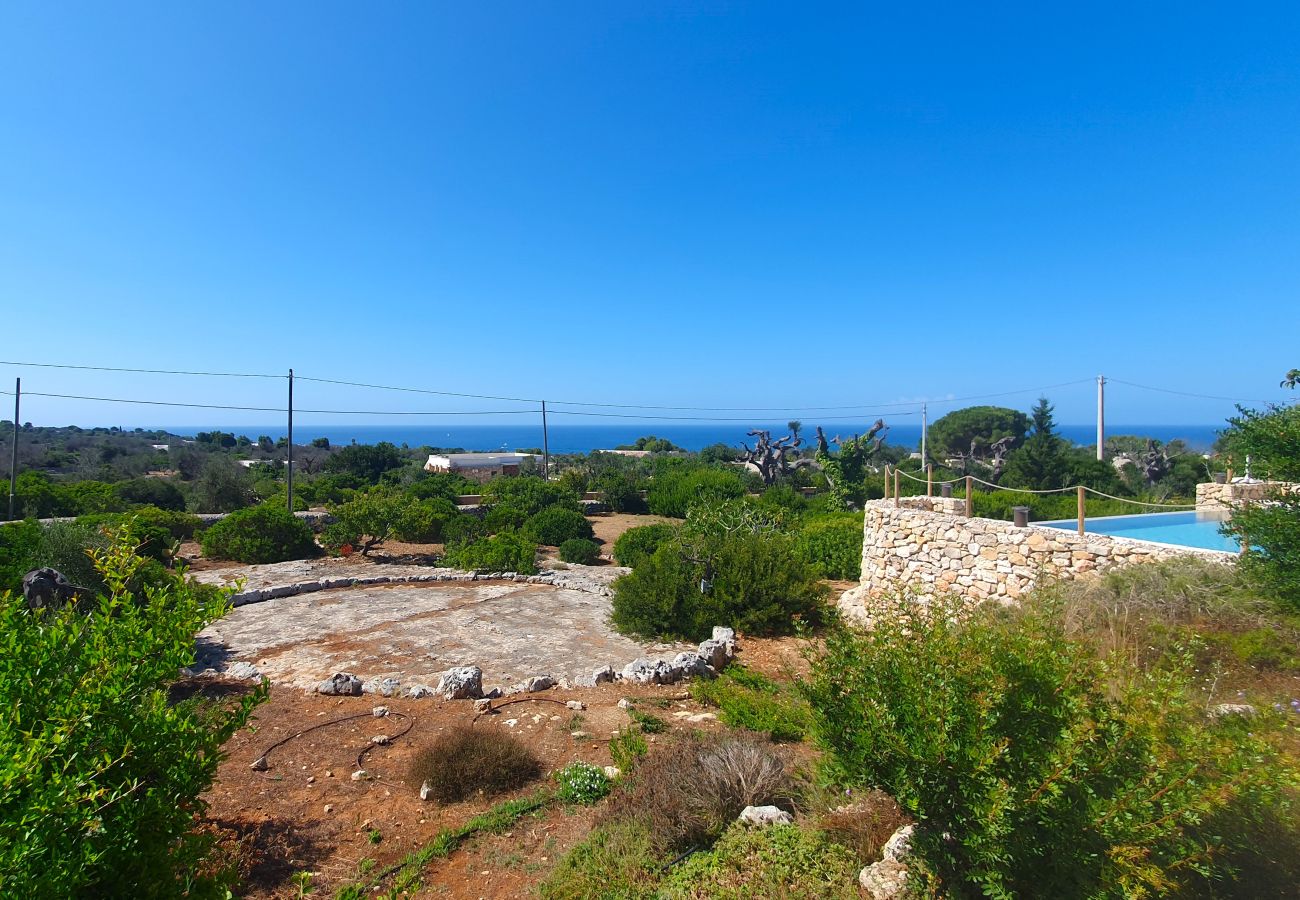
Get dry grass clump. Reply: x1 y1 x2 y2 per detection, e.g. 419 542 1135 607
603 732 790 850
816 788 909 862
409 727 542 804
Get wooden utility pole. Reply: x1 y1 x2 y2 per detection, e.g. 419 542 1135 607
7 378 18 521
541 400 550 479
1096 375 1105 461
287 369 294 513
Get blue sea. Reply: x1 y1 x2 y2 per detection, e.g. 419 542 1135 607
151 422 1224 454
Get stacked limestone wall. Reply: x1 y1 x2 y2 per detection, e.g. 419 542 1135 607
1196 481 1294 509
839 498 1233 621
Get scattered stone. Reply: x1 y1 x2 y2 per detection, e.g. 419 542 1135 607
673 652 712 677
372 705 389 717
621 658 678 685
571 730 591 739
738 805 793 827
323 804 334 813
405 684 436 699
436 666 484 700
473 698 492 713
419 780 433 801
249 755 269 771
711 626 735 643
317 672 363 696
484 687 503 699
696 639 733 671
617 698 633 710
524 675 555 692
603 765 621 780
350 769 369 782
225 661 262 680
565 700 586 711
370 735 390 746
859 825 915 899
1209 703 1257 719
372 677 402 697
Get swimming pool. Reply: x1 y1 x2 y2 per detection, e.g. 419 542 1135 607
1040 510 1239 553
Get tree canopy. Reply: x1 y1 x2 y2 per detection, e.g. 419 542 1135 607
928 405 1030 461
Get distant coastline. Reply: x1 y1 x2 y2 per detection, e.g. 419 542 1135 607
139 422 1224 455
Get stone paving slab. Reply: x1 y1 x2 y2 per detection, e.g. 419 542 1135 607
194 565 688 694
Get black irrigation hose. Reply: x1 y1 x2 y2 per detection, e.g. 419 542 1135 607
250 709 415 775
356 711 417 770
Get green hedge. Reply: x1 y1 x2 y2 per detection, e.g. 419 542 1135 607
522 507 594 546
558 538 601 565
200 504 318 564
646 466 748 518
613 523 677 568
441 532 538 575
793 513 863 580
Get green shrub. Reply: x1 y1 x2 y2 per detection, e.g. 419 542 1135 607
596 470 648 513
441 532 537 574
555 761 611 805
0 533 266 896
522 506 594 546
660 823 860 900
609 727 649 771
558 538 601 565
793 513 863 580
646 466 747 518
613 522 676 568
442 514 487 546
481 477 581 517
0 520 42 593
1232 492 1300 610
114 477 187 512
611 531 827 641
483 503 529 533
392 498 458 543
409 728 542 804
801 593 1292 898
690 665 811 742
31 522 111 595
626 708 668 734
200 504 317 563
537 823 663 900
321 490 408 555
77 513 175 565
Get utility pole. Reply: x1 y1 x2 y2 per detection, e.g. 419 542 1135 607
7 378 18 521
920 402 928 464
287 369 294 513
541 400 550 480
1096 375 1105 461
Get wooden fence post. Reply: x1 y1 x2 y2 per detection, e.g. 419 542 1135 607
894 468 900 508
883 465 890 501
964 475 973 517
1077 486 1086 536
927 464 933 497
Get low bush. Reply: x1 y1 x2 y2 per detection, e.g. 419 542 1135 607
596 470 648 513
816 787 910 863
1232 491 1300 611
442 513 486 546
481 477 581 517
0 533 266 896
114 477 187 512
483 503 530 533
609 727 649 771
801 593 1293 898
392 498 459 543
537 823 663 900
558 538 601 565
555 761 611 805
30 521 111 595
0 520 42 593
440 532 537 574
611 531 827 641
646 466 748 518
604 733 789 851
409 728 542 804
200 504 317 564
793 512 863 580
76 513 176 565
660 823 861 900
522 506 594 546
613 522 677 568
690 665 811 742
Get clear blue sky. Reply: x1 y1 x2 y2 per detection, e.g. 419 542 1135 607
1 1 1297 429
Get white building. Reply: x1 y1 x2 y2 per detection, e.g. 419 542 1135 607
424 452 536 480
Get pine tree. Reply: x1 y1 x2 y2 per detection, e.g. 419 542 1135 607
1003 397 1069 490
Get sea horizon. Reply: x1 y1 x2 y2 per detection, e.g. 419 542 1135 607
136 422 1226 455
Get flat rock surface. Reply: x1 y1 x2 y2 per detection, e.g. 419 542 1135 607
195 574 686 692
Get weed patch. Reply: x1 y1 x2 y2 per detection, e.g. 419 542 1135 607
408 728 542 804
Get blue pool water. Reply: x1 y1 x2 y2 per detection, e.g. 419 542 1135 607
1041 510 1239 553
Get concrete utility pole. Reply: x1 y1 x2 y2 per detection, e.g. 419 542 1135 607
541 400 550 480
7 378 18 521
287 369 294 513
1096 375 1106 461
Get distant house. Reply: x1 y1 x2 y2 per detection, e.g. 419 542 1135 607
237 459 285 468
594 449 652 458
424 452 536 482
151 444 170 452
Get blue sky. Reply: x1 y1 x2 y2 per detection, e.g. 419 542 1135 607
1 1 1297 429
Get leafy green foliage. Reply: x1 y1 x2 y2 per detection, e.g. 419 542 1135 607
609 727 649 771
537 823 663 900
689 665 811 742
481 477 581 517
200 504 318 563
660 823 860 900
1232 493 1300 610
392 498 458 543
0 520 43 593
408 728 542 803
802 594 1291 899
611 526 827 641
613 522 677 568
558 538 601 565
555 761 611 805
324 441 407 484
192 457 255 513
0 533 267 897
1221 403 1300 482
114 477 187 511
929 405 1031 461
792 512 862 580
615 435 683 453
646 464 748 518
521 506 594 546
595 469 648 513
440 532 537 574
321 490 409 555
1002 397 1071 491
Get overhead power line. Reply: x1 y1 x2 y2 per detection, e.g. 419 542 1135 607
1106 378 1273 405
0 389 536 416
0 359 284 379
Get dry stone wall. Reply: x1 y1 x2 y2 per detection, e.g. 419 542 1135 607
840 497 1233 622
1196 480 1295 509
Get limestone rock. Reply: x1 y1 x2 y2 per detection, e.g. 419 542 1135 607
419 780 433 801
473 698 492 713
524 675 555 692
673 652 712 677
435 666 484 700
317 672 363 696
225 661 262 680
566 700 586 711
696 639 734 671
405 684 435 699
1209 703 1257 719
621 658 680 685
603 765 621 779
712 625 736 643
737 805 793 827
372 705 389 718
859 824 914 899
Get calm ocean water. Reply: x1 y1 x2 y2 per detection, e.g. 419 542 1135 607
155 422 1224 454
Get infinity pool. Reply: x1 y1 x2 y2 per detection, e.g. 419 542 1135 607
1040 510 1239 553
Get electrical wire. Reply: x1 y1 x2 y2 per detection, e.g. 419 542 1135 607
0 359 284 379
1106 378 1272 405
